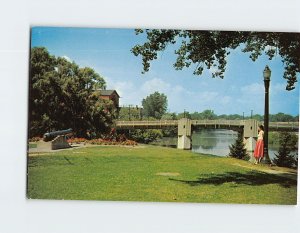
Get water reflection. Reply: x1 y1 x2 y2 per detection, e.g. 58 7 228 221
192 129 237 156
153 129 280 159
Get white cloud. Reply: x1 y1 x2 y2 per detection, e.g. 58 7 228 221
141 78 171 94
62 55 72 62
272 83 286 93
236 82 265 113
241 83 264 94
105 77 236 113
220 96 232 105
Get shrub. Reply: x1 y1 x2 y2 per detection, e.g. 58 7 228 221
273 132 298 168
130 129 163 144
228 132 248 160
88 138 137 146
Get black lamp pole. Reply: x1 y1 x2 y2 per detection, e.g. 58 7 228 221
262 65 271 164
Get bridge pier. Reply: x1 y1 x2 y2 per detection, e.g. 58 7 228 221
177 118 192 150
243 119 259 162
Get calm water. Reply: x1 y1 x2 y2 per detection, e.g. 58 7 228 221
152 129 279 159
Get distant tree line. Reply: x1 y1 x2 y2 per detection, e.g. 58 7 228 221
119 106 298 122
29 47 116 138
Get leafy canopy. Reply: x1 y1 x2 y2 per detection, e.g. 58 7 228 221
132 29 300 90
142 91 168 119
29 47 115 137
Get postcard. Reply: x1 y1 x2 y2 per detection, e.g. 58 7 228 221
27 27 299 204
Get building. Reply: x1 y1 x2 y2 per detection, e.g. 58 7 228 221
99 90 120 109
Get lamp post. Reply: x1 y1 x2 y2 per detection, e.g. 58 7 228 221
262 65 271 164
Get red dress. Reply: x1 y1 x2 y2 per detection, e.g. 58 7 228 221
254 131 264 158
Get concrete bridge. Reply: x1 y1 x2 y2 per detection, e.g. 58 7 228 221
116 119 298 152
116 119 299 131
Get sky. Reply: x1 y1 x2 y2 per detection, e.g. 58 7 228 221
31 27 299 116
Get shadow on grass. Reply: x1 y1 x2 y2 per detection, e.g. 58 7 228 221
170 171 297 188
63 156 74 165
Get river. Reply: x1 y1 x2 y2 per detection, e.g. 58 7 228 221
151 129 280 159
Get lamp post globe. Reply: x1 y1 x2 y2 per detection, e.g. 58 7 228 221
262 65 272 164
263 65 271 81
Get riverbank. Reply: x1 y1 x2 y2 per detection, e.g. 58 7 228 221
27 145 297 204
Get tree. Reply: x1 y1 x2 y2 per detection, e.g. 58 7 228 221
269 112 295 122
142 92 168 119
273 132 298 168
29 47 111 138
228 132 248 160
161 112 177 137
132 30 300 90
118 106 142 120
161 112 177 120
129 129 163 144
177 111 191 119
189 110 216 120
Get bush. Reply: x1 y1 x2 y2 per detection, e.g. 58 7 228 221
88 138 137 146
272 132 298 168
130 129 163 144
228 132 248 160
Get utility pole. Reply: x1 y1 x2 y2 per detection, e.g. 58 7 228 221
128 105 131 121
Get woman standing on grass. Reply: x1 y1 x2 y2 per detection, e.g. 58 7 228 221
254 125 264 164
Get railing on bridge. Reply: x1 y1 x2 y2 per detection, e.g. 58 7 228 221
263 121 299 131
115 119 299 131
191 119 246 127
115 120 178 129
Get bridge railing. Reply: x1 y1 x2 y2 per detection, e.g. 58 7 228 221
191 119 246 127
115 119 299 130
262 121 299 130
116 120 178 128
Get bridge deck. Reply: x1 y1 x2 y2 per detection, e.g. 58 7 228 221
116 120 178 129
115 120 298 131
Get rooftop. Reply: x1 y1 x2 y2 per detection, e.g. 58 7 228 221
99 90 120 97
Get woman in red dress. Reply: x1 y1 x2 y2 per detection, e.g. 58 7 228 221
253 125 264 164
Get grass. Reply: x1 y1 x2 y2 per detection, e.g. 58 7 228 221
28 143 37 148
27 145 298 204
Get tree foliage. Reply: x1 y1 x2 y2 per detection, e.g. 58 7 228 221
132 29 300 90
228 132 249 160
118 106 143 120
129 129 163 144
142 91 168 119
272 132 298 168
29 47 115 138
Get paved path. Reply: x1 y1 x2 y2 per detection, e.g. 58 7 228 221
28 141 86 154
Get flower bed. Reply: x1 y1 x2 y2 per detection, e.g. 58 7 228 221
67 138 87 144
29 137 42 142
89 138 137 146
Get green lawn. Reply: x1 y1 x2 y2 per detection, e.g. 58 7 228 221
27 145 298 204
28 143 37 148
